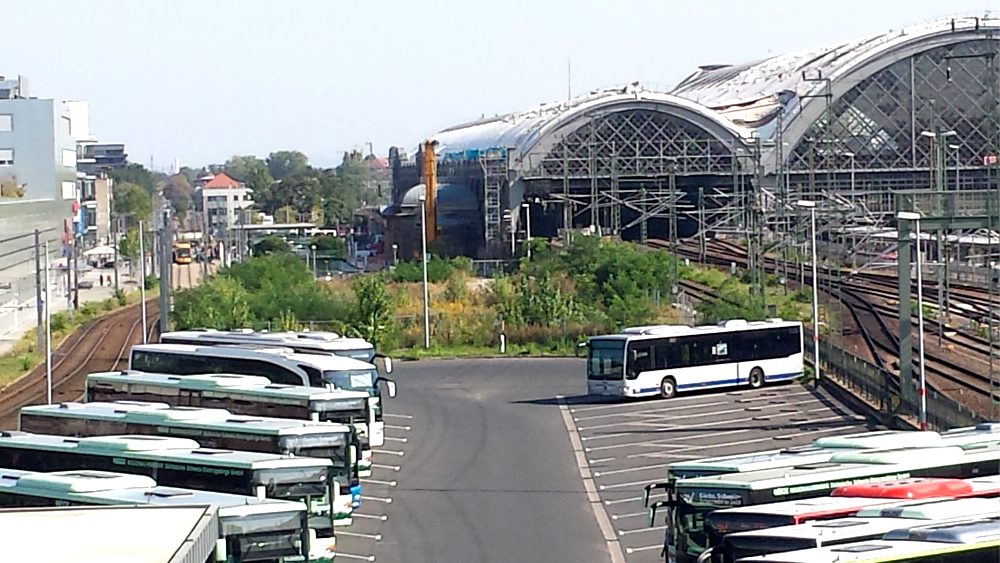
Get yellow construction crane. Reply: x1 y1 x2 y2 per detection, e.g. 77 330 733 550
422 140 438 242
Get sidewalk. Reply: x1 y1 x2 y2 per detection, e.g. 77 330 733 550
0 266 140 357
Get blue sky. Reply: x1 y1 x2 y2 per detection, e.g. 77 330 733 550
2 0 993 169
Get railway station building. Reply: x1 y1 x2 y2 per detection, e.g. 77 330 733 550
385 17 1000 261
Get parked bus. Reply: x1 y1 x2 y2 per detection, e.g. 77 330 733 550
733 518 1000 563
173 241 193 264
85 371 378 477
722 496 1000 563
159 329 392 369
643 430 946 507
0 432 337 534
18 401 362 521
585 319 803 399
0 467 334 562
654 444 1000 563
128 343 395 447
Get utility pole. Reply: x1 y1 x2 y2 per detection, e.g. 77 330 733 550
34 229 43 350
159 208 172 335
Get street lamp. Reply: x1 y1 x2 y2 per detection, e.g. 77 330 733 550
521 202 532 259
947 144 961 190
418 194 430 349
310 245 317 278
391 244 398 270
898 210 927 430
797 200 820 384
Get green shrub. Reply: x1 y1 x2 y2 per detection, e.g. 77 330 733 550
49 312 69 332
114 288 127 306
102 298 115 312
80 302 98 320
144 275 158 290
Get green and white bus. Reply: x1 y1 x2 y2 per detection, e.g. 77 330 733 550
0 432 337 535
644 430 946 507
18 401 361 524
128 343 395 448
656 444 1000 563
85 371 378 477
0 467 333 562
734 518 1000 563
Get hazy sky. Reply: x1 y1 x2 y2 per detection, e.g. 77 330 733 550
3 1 994 169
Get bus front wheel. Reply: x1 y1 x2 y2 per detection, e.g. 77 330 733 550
660 377 676 399
748 368 764 389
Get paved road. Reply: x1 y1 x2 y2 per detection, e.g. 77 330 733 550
369 358 607 563
348 358 870 563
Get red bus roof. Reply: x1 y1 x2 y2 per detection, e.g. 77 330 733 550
832 478 973 499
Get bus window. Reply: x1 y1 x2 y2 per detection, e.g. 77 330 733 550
627 344 652 379
298 365 324 387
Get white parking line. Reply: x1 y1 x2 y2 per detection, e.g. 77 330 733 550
589 457 617 464
385 424 411 431
594 462 674 478
605 493 664 505
362 495 393 503
623 419 857 459
374 449 405 456
334 554 375 562
361 478 397 487
384 413 413 419
570 394 713 413
573 401 729 422
558 395 627 563
619 525 665 536
601 478 672 491
337 531 383 541
384 436 409 443
580 432 633 442
627 405 837 433
371 463 401 471
626 544 663 554
577 399 821 432
611 511 648 520
353 513 389 521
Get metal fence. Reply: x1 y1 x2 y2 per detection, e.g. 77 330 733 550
805 328 983 430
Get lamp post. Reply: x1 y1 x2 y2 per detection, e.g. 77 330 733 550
310 245 317 278
947 144 960 190
797 200 820 384
418 194 430 349
898 211 927 430
521 202 532 259
139 221 147 344
44 240 52 405
391 244 398 271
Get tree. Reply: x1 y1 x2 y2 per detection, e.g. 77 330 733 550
179 166 206 186
108 163 159 195
270 175 322 214
266 150 310 181
350 274 393 350
311 234 347 259
173 276 253 330
112 182 152 227
162 174 194 223
245 164 276 213
117 228 140 260
253 235 291 255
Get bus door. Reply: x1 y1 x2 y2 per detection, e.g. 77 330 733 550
711 340 738 387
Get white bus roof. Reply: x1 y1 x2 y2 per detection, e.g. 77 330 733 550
712 495 910 518
670 432 942 474
20 402 353 438
883 516 1000 543
855 497 1000 520
938 423 1000 447
0 432 333 471
593 318 802 341
160 330 374 353
87 371 369 405
0 504 217 563
736 538 1000 563
0 468 306 519
677 445 1000 491
130 343 376 370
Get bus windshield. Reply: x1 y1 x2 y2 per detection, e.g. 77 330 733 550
254 467 329 499
588 340 625 380
677 488 751 556
334 349 375 363
706 512 792 551
323 370 377 395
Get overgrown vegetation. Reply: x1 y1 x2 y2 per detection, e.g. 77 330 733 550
173 237 812 356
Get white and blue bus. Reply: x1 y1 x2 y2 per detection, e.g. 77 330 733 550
586 319 803 398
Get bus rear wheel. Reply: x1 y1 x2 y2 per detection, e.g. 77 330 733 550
748 368 764 389
660 377 677 399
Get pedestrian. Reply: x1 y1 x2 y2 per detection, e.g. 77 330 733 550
99 275 104 287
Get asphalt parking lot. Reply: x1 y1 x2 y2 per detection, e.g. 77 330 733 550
559 383 872 562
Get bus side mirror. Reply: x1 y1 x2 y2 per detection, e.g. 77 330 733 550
384 379 397 398
383 357 393 374
578 342 588 349
643 481 671 507
349 445 358 465
648 500 673 527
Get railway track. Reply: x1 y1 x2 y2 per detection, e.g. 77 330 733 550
654 237 1000 415
0 301 159 429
